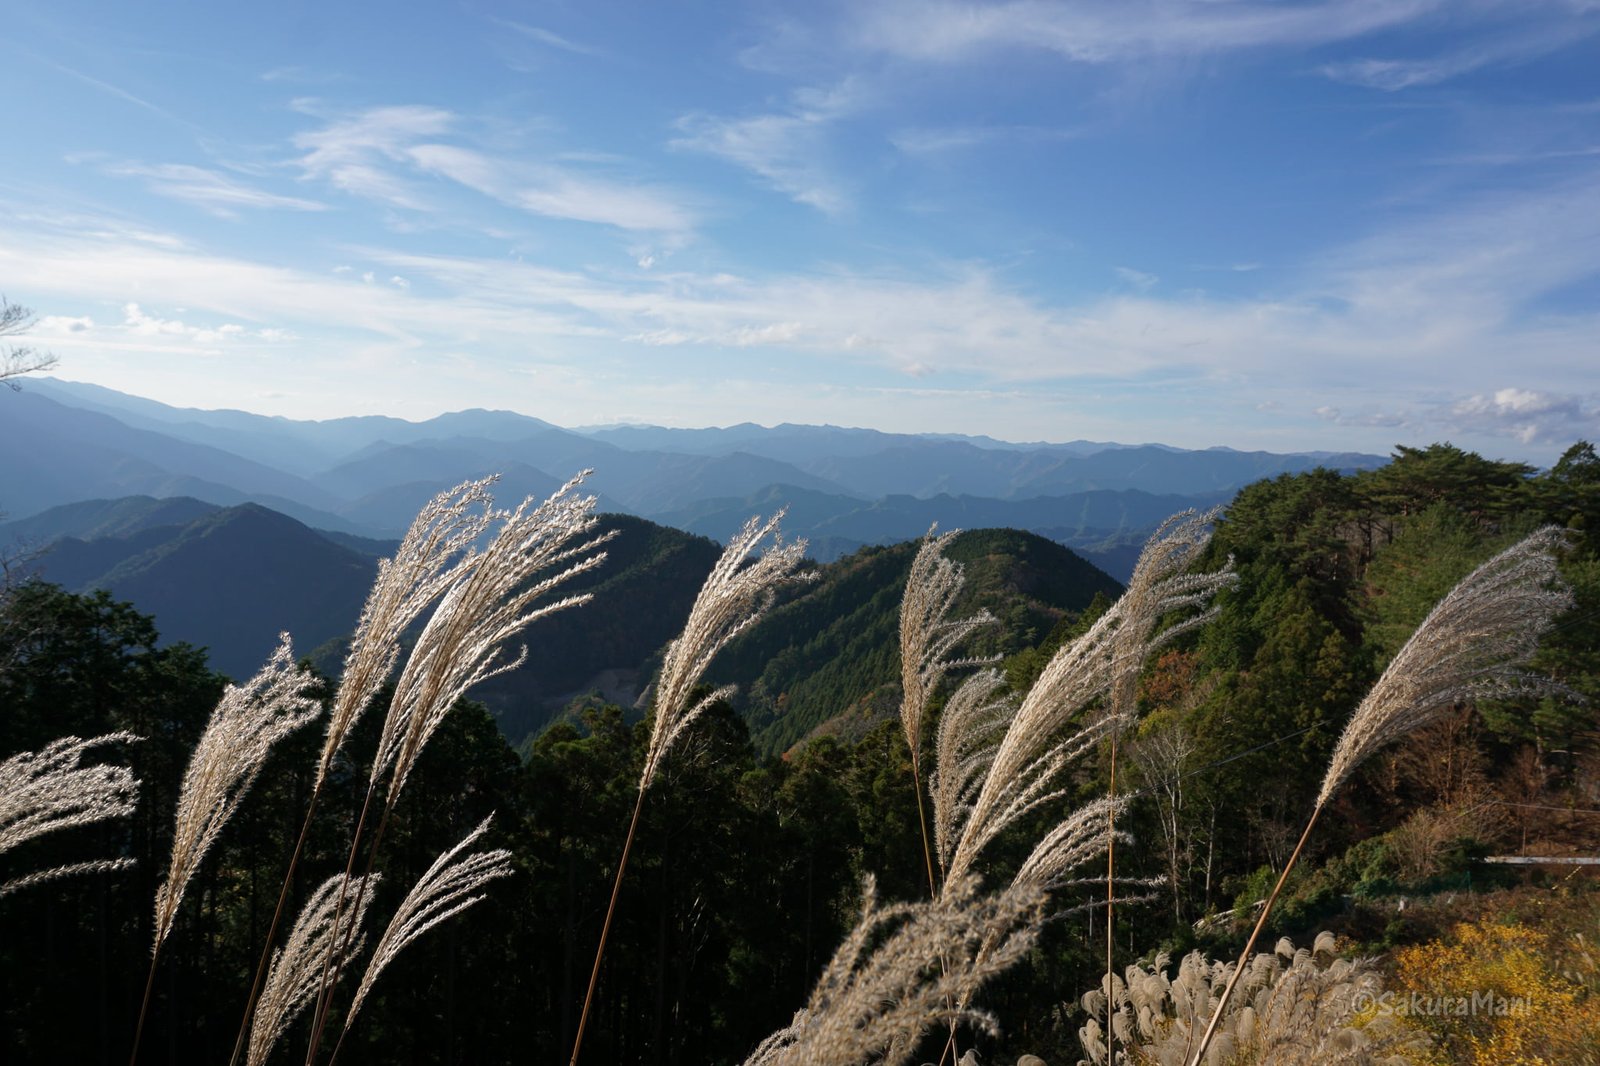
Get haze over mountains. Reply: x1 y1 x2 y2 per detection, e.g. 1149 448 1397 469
2 377 1384 570
1 377 1393 744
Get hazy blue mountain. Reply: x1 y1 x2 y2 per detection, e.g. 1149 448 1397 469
653 483 866 540
579 421 1132 463
0 495 220 545
1009 444 1383 497
10 380 1386 563
24 502 379 679
26 378 558 475
315 442 523 498
652 483 1229 579
0 390 346 513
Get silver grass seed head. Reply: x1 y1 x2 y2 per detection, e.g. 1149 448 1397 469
929 668 1015 874
318 477 497 786
374 472 613 806
743 874 1045 1066
641 509 809 791
344 815 512 1030
948 510 1231 885
1 857 137 898
0 731 141 856
155 634 320 951
1316 526 1573 810
899 526 999 763
247 873 379 1066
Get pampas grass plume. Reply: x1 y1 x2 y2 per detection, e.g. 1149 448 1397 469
0 732 140 896
342 816 512 1031
248 873 379 1066
154 634 319 950
641 510 807 791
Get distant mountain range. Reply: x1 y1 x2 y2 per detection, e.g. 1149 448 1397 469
2 378 1387 582
1 379 1396 750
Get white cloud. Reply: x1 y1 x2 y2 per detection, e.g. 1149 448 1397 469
672 81 862 213
37 315 94 334
1448 388 1599 444
495 20 604 58
847 0 1440 64
5 156 1598 445
101 162 328 216
292 104 454 208
1114 266 1158 291
1321 19 1599 90
291 109 694 232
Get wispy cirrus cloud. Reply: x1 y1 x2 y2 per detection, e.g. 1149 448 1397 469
1320 18 1600 90
672 81 862 214
494 19 605 58
292 103 451 208
404 143 694 232
846 0 1440 64
99 162 328 217
291 104 694 232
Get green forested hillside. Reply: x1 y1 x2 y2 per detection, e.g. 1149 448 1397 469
717 528 1122 754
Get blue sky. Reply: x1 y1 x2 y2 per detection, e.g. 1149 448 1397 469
3 1 1597 462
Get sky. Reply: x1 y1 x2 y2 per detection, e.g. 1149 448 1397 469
2 0 1597 463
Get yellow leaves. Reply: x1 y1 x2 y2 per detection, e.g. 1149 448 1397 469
1392 920 1600 1066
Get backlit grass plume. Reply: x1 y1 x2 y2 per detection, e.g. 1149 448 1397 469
571 509 807 1066
0 731 139 898
317 476 495 786
154 634 320 952
899 527 999 897
640 509 808 792
306 475 611 1064
134 635 319 1063
1315 525 1573 809
231 477 497 1066
742 875 1045 1066
336 817 512 1052
928 668 1013 877
1187 525 1573 1066
248 874 378 1066
374 473 613 806
899 527 998 768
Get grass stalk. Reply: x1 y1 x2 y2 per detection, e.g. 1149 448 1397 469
228 787 321 1066
569 785 647 1066
1184 805 1320 1066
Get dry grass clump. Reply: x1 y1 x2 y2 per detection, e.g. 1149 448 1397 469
1078 932 1429 1066
0 731 139 897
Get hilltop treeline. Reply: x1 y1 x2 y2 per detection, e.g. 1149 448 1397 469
2 440 1597 1065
